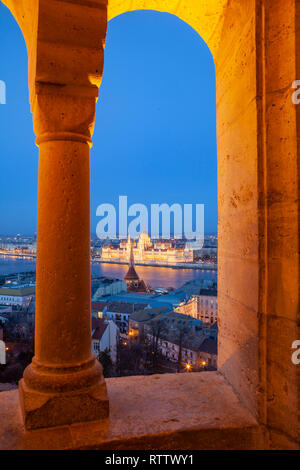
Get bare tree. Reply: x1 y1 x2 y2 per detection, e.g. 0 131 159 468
176 326 189 373
147 319 167 372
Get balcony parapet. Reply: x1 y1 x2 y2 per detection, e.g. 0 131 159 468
0 372 263 450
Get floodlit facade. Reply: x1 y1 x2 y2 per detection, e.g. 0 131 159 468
176 292 218 325
101 232 194 264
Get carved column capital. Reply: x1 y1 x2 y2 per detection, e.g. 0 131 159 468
4 0 107 141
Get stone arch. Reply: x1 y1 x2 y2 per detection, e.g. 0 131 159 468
0 0 263 422
107 0 228 58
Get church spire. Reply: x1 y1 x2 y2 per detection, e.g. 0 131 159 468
124 244 139 282
129 242 135 267
124 243 149 293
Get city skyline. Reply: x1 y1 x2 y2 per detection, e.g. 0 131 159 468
0 7 217 236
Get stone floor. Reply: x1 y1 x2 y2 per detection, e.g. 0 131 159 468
0 371 263 450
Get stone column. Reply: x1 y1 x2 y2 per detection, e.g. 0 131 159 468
6 0 110 430
19 93 109 430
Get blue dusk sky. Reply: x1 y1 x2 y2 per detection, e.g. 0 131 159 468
0 6 217 237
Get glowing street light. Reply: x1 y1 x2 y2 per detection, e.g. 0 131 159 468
185 363 192 371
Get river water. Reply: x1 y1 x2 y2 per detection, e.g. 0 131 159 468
0 256 217 289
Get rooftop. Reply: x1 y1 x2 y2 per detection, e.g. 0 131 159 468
124 266 139 281
92 301 109 311
106 301 148 314
130 307 169 323
158 330 214 352
92 318 108 341
1 282 35 289
0 282 36 296
100 293 173 311
199 338 218 355
173 279 217 297
198 288 218 297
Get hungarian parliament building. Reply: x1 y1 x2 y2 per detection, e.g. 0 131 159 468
101 232 194 265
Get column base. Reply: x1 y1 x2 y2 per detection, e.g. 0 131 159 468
19 358 109 430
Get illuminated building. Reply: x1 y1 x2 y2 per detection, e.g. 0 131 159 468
175 288 218 325
101 231 194 265
104 301 148 334
0 283 35 309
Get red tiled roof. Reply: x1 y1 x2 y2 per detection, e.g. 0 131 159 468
92 318 108 341
127 280 148 293
92 301 109 311
124 266 139 281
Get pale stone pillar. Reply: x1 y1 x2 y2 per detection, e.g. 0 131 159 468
19 95 109 430
1 0 110 430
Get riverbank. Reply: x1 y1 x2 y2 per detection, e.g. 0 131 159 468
0 252 217 271
93 258 217 271
0 256 217 289
0 251 36 259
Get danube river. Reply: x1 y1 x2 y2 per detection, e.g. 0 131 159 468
0 256 217 289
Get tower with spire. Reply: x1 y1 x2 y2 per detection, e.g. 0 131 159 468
124 243 148 293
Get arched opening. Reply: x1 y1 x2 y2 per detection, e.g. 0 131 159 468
91 10 218 375
0 0 262 422
0 4 38 237
100 0 264 421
